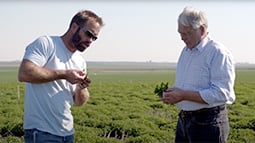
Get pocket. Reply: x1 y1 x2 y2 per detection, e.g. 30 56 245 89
24 130 33 143
193 111 229 126
24 129 38 143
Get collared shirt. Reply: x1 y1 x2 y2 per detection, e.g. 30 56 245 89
174 35 236 111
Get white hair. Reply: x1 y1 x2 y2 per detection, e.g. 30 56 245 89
178 7 208 29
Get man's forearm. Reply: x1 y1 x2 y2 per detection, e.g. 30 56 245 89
18 60 66 83
182 90 208 104
73 86 90 106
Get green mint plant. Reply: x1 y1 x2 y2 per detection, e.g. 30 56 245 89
154 82 169 97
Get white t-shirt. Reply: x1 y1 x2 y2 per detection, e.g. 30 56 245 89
23 36 86 136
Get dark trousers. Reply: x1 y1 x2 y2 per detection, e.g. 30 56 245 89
175 105 229 143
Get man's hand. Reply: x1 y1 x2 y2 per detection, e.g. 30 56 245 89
65 70 87 84
161 88 184 105
78 74 92 89
161 87 207 105
74 74 92 106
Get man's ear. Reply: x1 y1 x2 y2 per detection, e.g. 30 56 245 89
200 25 207 35
70 22 79 31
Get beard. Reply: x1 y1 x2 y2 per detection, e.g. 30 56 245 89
72 28 87 52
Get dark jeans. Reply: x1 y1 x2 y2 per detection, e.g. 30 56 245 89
175 105 229 143
24 128 74 143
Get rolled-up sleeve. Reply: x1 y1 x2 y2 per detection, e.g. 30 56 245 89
199 47 236 106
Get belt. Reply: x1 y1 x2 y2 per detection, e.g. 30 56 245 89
180 105 226 117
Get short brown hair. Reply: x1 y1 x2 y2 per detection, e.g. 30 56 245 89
70 10 104 27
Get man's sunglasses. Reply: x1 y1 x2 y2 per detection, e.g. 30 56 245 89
79 26 98 41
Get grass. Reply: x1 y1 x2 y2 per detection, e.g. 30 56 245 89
0 65 255 142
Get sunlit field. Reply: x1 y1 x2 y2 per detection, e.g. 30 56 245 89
0 62 255 143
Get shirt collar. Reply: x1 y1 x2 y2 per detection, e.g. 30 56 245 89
186 34 210 52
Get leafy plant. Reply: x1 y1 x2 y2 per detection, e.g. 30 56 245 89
154 82 169 97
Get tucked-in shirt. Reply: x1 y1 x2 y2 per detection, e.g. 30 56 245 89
23 36 86 136
174 35 235 111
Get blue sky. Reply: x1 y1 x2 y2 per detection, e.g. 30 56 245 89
1 1 255 63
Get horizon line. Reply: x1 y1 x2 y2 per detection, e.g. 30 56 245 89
0 60 255 65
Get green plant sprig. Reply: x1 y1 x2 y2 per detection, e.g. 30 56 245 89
154 82 169 97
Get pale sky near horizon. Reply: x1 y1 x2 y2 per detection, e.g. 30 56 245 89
1 1 255 63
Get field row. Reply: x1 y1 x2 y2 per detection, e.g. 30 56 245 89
0 67 255 142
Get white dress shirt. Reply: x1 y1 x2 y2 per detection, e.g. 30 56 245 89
174 35 236 111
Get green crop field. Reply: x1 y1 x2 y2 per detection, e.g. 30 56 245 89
0 64 255 143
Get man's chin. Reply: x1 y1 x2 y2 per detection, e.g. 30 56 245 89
76 46 87 52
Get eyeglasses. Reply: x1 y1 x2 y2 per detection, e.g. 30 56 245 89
79 26 98 41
